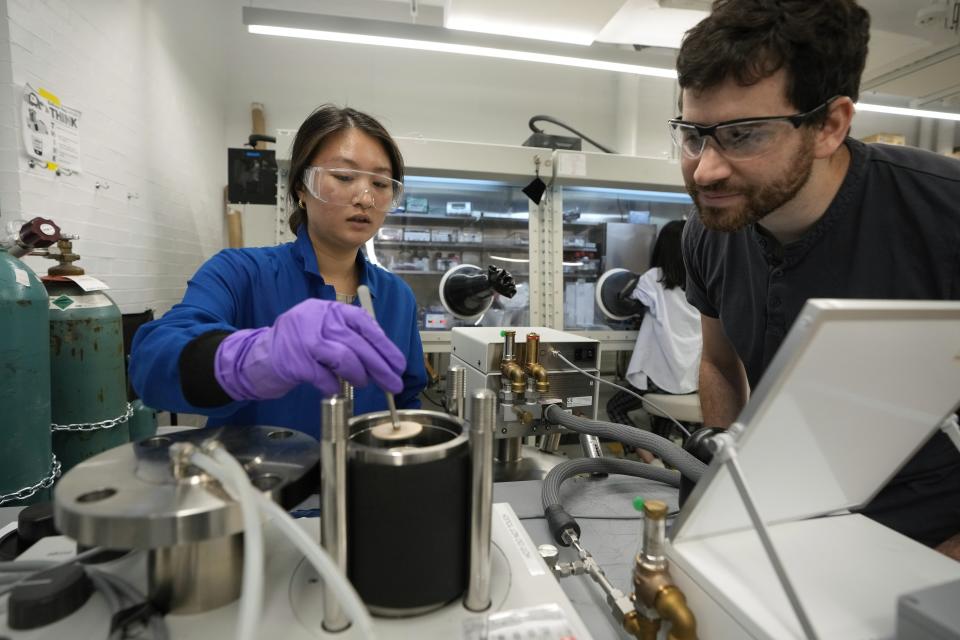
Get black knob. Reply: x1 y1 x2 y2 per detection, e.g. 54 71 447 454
18 217 60 249
7 564 93 630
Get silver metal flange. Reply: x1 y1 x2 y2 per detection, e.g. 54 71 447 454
54 425 320 549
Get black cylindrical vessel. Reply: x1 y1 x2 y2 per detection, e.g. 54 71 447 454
346 410 470 617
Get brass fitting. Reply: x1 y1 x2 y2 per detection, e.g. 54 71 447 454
656 586 697 640
511 407 533 426
632 499 698 640
630 612 661 640
46 239 84 276
500 330 527 394
500 361 527 394
523 332 550 393
633 563 676 610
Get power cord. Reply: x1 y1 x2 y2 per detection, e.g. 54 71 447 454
528 115 617 154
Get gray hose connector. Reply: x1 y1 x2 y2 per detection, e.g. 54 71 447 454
543 404 707 481
540 457 681 546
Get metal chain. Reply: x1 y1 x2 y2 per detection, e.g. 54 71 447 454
0 454 62 506
51 402 134 433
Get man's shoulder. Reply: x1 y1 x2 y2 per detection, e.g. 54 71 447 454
861 140 960 186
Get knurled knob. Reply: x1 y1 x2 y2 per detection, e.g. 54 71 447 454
18 217 60 248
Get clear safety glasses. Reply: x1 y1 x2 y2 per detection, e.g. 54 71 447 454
667 98 835 161
302 166 404 212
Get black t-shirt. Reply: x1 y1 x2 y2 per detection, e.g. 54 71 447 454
682 137 960 545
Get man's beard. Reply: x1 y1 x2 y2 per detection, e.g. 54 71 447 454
687 137 816 233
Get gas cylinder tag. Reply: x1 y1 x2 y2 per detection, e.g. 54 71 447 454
494 503 545 577
51 295 74 310
49 293 113 310
64 275 109 291
14 268 30 287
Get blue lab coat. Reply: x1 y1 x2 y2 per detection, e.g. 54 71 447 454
130 229 426 439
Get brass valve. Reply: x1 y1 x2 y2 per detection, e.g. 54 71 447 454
499 330 527 394
523 332 550 393
632 500 698 640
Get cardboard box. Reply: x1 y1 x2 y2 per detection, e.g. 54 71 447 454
403 228 431 242
861 133 906 145
377 227 403 241
458 230 483 244
431 229 454 243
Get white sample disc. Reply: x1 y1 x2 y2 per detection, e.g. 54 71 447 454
370 420 424 441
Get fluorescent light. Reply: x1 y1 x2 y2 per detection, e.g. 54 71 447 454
244 8 677 79
444 16 596 46
596 1 708 50
489 255 587 267
856 102 960 122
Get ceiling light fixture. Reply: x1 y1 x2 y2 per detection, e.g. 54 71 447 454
244 8 677 79
855 102 960 122
443 16 596 46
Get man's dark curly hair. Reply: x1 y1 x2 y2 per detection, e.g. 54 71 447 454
676 0 870 118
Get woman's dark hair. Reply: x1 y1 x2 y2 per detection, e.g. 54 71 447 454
287 104 404 235
651 220 687 290
676 0 870 118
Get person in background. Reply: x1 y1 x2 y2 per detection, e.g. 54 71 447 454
605 219 702 458
674 0 960 556
130 105 427 439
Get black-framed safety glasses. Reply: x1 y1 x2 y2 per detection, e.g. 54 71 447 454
668 97 839 161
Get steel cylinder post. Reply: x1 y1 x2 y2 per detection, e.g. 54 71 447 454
321 396 350 632
446 365 466 418
465 389 495 611
496 437 522 463
338 379 354 417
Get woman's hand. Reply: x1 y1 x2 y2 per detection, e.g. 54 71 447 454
214 299 406 400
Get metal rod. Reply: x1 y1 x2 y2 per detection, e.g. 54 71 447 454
339 379 354 416
495 437 522 462
465 389 495 611
454 366 466 418
445 365 467 418
579 433 603 459
321 396 350 632
356 285 401 430
538 432 562 453
720 442 819 640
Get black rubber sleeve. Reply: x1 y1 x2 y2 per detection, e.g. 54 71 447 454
544 504 581 547
178 330 233 407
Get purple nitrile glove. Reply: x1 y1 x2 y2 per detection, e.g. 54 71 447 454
214 299 406 401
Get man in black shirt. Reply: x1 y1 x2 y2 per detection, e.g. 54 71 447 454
674 0 960 557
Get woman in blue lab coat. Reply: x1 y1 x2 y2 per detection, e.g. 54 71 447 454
130 105 427 439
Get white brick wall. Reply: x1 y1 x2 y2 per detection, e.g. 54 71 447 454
0 0 229 315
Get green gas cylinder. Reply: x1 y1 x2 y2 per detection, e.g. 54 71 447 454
44 239 129 472
0 220 59 506
128 399 158 442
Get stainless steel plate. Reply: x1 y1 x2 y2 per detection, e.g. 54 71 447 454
54 426 320 549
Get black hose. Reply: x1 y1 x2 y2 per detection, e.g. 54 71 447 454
541 457 680 545
544 405 707 480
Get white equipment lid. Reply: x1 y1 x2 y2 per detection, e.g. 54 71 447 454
673 299 960 543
